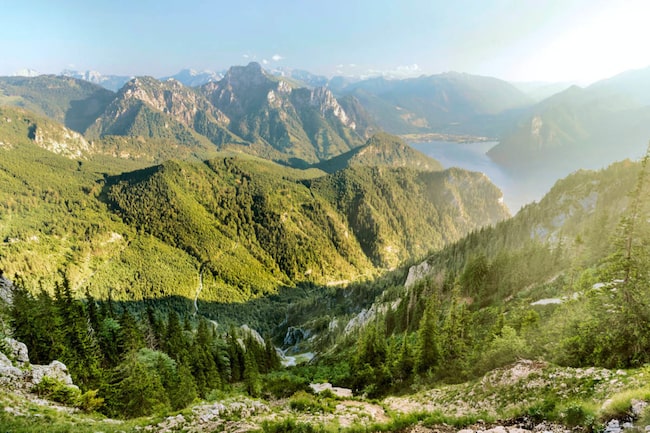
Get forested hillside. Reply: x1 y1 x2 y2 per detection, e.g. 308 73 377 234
298 154 650 403
0 107 506 302
0 75 115 133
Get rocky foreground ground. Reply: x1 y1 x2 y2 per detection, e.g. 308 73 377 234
2 338 650 432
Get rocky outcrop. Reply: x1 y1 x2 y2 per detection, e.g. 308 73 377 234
283 326 310 346
309 382 353 398
3 337 29 363
90 75 230 138
29 360 74 387
0 106 91 159
405 260 432 288
0 337 75 390
292 86 355 129
0 271 13 304
0 351 22 386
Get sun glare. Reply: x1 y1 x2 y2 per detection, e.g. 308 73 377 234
515 2 650 84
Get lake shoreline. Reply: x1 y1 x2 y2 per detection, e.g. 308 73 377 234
410 140 555 214
400 132 495 143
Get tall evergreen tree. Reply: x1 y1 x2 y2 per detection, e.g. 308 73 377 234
54 278 103 389
164 311 189 363
393 333 414 383
415 296 441 375
118 309 144 356
243 346 262 397
10 282 63 364
109 356 170 418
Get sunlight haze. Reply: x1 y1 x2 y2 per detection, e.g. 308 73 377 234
1 0 648 84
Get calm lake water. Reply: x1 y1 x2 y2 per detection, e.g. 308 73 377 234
410 141 555 214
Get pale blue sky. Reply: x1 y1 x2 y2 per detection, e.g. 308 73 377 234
2 0 649 83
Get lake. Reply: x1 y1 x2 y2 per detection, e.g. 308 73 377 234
410 141 556 214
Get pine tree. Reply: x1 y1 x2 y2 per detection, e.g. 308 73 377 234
144 304 163 350
118 309 144 356
111 356 170 418
190 342 221 395
393 333 414 383
97 316 121 368
10 281 63 364
415 296 441 375
243 347 262 397
263 336 281 372
54 278 103 389
350 321 390 396
163 311 189 363
226 330 244 382
169 361 198 409
440 284 472 378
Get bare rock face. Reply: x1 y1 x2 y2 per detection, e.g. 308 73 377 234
405 260 432 288
0 272 13 304
29 360 74 386
3 337 29 364
0 351 23 387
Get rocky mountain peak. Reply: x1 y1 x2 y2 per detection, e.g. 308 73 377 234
292 86 354 129
222 62 269 88
115 76 228 127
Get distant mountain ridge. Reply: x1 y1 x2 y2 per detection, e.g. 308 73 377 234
489 69 650 176
0 75 115 134
6 62 650 184
1 63 374 166
61 69 132 92
85 75 239 153
334 71 533 136
197 62 371 164
160 68 224 87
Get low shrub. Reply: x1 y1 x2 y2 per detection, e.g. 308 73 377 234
560 401 597 429
289 391 330 413
76 389 104 412
525 397 557 422
262 371 310 399
260 417 320 433
32 376 81 406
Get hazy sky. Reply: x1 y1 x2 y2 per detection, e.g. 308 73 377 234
2 0 649 84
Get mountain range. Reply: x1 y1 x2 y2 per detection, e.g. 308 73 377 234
2 63 650 301
2 63 379 167
4 60 650 432
11 63 650 184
